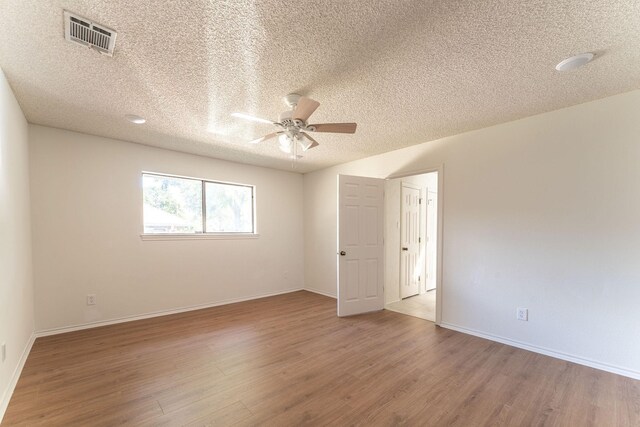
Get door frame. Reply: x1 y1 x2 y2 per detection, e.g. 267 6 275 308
386 164 444 325
424 188 438 293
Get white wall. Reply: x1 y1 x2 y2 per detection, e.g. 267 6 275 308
29 126 304 331
304 90 640 377
0 69 34 419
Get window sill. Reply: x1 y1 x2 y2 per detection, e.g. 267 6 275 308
140 233 260 241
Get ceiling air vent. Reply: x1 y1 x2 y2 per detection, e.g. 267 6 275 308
63 11 117 56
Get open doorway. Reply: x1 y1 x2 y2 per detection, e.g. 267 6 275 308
384 171 439 322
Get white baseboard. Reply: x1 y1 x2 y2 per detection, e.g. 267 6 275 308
0 332 36 424
304 287 336 299
36 288 304 337
439 322 640 381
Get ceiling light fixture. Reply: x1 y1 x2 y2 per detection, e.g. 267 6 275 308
555 52 594 72
125 114 146 124
298 137 313 151
278 134 293 153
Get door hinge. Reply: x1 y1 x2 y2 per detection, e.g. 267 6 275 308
418 275 421 282
419 198 423 204
419 237 421 243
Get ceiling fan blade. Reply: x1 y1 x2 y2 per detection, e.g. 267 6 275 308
232 112 277 125
309 123 357 134
292 96 320 121
248 132 282 144
300 133 320 151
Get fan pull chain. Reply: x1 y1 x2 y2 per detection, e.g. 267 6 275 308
291 137 298 169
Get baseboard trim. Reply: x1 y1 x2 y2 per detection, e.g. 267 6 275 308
0 332 36 424
36 288 304 337
304 288 336 299
439 322 640 380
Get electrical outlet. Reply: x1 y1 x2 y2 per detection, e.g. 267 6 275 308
517 307 528 321
1 342 6 363
87 294 96 306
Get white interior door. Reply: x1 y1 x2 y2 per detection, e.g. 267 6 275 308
400 184 420 299
338 174 385 317
426 190 437 291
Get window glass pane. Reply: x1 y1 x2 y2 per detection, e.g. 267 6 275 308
205 182 253 233
143 174 203 233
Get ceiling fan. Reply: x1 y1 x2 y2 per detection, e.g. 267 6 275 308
232 93 357 158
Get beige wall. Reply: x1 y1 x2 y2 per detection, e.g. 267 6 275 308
304 90 640 377
29 125 305 331
0 69 34 419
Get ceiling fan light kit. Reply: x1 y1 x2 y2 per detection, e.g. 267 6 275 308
278 134 293 153
298 135 315 151
233 93 357 162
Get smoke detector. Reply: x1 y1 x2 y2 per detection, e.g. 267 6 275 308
63 11 117 56
555 53 594 72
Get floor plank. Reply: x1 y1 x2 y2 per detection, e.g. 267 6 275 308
3 291 639 426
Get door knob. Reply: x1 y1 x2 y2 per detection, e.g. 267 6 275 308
402 247 408 251
339 251 346 256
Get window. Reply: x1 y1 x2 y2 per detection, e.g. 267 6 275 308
142 173 255 235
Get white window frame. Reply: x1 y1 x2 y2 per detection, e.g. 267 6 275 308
140 172 259 240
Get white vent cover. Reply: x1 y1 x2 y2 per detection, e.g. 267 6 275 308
64 11 117 56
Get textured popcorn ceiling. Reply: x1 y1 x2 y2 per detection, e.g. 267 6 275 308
1 1 639 173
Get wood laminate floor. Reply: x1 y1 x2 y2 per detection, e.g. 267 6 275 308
4 291 639 426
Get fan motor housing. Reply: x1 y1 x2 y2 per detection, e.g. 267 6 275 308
278 110 293 123
278 110 305 130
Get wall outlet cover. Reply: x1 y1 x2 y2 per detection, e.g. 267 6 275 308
517 307 528 321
